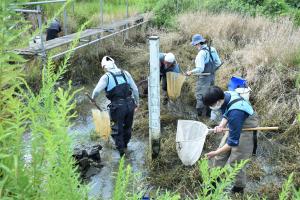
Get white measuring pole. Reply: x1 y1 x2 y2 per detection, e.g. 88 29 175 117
148 36 160 159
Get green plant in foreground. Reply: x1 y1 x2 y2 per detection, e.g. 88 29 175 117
197 158 247 199
114 157 300 199
113 157 144 200
113 158 247 199
1 0 90 199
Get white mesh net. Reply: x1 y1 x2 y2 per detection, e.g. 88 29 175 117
176 120 208 166
92 109 111 141
166 72 186 100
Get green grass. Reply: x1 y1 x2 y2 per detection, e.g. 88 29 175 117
41 0 152 32
1 1 88 199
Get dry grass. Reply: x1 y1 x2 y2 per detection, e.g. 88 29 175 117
176 11 300 133
64 12 300 197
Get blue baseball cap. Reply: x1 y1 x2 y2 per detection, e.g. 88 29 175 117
191 34 206 46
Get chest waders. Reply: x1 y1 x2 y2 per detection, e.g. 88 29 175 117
225 96 259 156
213 98 259 189
195 47 217 116
105 71 136 156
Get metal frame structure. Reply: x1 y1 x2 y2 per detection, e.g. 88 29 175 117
13 0 138 60
50 18 148 59
11 0 68 63
11 0 68 35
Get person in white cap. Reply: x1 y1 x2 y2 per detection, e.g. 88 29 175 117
186 34 222 118
159 52 180 105
91 56 139 156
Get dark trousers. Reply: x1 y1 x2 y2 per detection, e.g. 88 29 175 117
46 29 59 41
195 75 215 116
161 76 167 91
109 99 135 151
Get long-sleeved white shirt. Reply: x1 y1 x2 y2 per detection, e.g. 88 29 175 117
92 68 139 105
191 45 222 74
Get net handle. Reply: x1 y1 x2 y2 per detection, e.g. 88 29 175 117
208 127 279 132
85 92 102 111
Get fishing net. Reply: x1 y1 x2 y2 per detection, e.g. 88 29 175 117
92 109 111 141
176 120 208 166
166 72 186 100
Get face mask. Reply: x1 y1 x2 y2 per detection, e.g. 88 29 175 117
209 101 223 110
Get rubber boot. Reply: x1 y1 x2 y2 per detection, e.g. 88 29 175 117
197 108 203 117
205 107 211 118
118 149 125 157
231 186 244 194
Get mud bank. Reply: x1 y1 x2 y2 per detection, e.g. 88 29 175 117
63 14 299 198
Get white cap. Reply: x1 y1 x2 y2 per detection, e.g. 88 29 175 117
164 53 175 63
101 56 116 70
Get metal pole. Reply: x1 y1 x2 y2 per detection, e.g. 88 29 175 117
63 6 67 35
10 0 66 6
50 20 148 59
72 1 75 14
14 9 42 14
37 5 46 64
100 0 103 27
125 0 128 40
148 36 160 159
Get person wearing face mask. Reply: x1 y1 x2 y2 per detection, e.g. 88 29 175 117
203 86 259 194
159 52 180 105
91 56 139 157
186 34 222 117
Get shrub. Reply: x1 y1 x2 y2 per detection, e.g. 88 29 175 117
152 0 177 28
263 0 289 16
0 1 88 199
285 0 300 9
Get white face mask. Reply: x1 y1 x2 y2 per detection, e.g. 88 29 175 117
209 100 223 110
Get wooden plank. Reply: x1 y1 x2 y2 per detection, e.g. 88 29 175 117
23 28 106 52
15 14 147 55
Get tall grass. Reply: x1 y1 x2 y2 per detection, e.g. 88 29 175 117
41 0 151 33
1 1 88 199
113 158 248 199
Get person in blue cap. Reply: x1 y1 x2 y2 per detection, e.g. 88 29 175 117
186 34 222 117
203 86 259 194
159 52 180 105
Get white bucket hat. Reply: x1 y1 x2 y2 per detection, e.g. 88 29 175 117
101 56 116 70
164 52 175 63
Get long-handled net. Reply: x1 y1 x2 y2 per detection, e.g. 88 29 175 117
166 72 186 100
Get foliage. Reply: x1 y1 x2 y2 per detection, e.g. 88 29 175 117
196 0 300 25
279 173 294 200
113 157 247 199
0 0 88 199
262 0 289 16
152 0 177 28
197 158 248 199
285 0 300 9
112 157 144 200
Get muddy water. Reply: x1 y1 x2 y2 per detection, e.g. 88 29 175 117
69 91 148 200
70 86 285 199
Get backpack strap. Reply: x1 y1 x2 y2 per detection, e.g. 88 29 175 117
120 70 128 83
201 47 214 62
227 97 244 110
108 72 119 86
